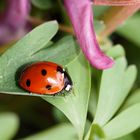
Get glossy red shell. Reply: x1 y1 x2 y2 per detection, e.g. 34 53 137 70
19 62 65 95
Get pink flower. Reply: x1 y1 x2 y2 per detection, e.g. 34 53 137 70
64 0 114 69
0 0 30 45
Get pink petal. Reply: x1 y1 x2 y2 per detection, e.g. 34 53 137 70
64 0 114 69
0 0 30 45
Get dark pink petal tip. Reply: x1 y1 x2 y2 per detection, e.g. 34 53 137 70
89 53 114 70
64 0 114 70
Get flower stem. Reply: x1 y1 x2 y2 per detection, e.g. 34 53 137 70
99 5 140 37
94 0 140 6
27 16 74 35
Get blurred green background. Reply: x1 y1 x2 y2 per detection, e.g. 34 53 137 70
0 0 140 140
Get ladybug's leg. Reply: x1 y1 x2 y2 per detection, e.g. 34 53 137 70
61 92 66 97
54 90 65 96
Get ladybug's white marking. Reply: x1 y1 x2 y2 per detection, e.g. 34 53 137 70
65 84 72 91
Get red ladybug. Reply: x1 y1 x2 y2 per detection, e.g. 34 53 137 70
19 62 72 95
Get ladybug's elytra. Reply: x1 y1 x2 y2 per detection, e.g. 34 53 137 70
18 62 72 95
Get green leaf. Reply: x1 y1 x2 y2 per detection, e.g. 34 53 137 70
121 41 140 87
133 128 140 140
94 57 137 126
52 107 68 123
0 21 58 90
31 36 79 65
116 14 140 47
88 66 101 117
0 21 80 96
120 89 140 112
0 22 56 91
115 134 135 140
85 124 106 140
23 123 77 140
31 0 53 10
103 103 140 139
94 20 105 34
0 113 19 140
88 64 103 118
88 83 98 117
106 45 125 59
43 53 91 139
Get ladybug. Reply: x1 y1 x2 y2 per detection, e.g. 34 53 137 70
18 61 72 95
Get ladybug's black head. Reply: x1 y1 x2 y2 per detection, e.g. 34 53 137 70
57 66 72 92
63 71 72 92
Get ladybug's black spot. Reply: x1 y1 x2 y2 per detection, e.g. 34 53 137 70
41 69 47 76
57 66 63 73
26 79 31 87
46 85 52 90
